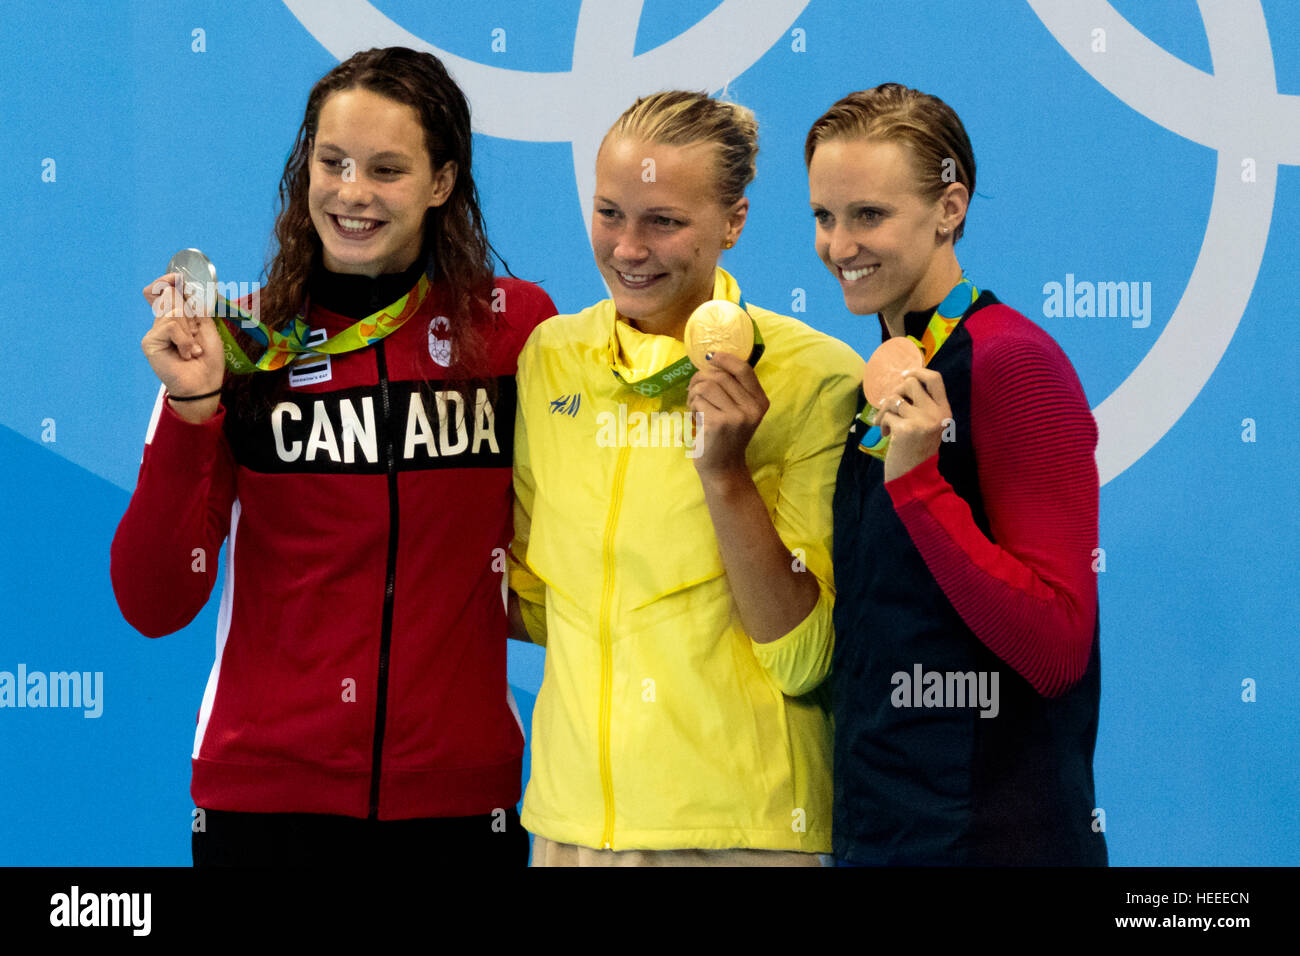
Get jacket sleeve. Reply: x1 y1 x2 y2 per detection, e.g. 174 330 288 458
506 332 548 646
110 388 238 638
884 327 1099 698
749 367 860 696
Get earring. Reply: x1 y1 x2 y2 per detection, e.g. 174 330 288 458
940 227 949 235
724 239 734 249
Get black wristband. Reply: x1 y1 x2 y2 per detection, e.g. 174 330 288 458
168 387 223 403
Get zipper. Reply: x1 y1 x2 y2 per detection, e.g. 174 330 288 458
598 436 634 849
368 339 400 819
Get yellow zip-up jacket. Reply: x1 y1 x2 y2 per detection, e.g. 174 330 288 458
509 268 862 852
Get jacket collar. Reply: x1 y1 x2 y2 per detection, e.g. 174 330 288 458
877 302 937 344
307 252 429 321
605 267 743 381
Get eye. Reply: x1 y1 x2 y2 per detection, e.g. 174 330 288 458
812 209 830 225
595 207 620 221
374 167 403 176
653 215 681 228
857 207 883 223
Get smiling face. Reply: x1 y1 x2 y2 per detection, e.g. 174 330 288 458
808 137 964 330
307 87 456 277
592 136 747 339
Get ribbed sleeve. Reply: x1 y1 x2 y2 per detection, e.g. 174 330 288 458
885 312 1099 697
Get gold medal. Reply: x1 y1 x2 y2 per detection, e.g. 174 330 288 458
684 299 754 368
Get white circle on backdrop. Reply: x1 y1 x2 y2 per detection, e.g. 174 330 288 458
1027 0 1298 481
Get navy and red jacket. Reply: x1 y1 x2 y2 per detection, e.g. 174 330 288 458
111 257 556 820
831 290 1108 865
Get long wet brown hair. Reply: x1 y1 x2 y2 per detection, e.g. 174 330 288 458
227 47 499 418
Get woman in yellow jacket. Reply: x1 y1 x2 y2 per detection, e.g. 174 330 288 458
508 91 861 865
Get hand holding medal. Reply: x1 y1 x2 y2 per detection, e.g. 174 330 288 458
868 346 953 482
855 274 976 478
140 249 226 420
143 246 435 400
685 299 770 479
856 336 922 458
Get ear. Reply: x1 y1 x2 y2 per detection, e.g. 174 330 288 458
725 196 749 246
428 160 458 209
937 181 969 236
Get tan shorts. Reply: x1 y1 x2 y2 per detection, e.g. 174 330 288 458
530 834 828 867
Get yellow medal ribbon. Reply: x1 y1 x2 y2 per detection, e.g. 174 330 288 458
857 276 978 459
212 274 433 374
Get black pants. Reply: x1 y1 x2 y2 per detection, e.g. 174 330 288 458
192 805 528 867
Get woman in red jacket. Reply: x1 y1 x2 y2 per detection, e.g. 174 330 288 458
112 47 555 866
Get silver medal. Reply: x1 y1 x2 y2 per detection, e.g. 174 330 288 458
165 248 217 316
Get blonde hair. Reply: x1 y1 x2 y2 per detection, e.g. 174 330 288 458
604 90 758 207
805 83 976 240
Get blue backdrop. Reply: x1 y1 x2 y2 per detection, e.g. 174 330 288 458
1 0 1296 865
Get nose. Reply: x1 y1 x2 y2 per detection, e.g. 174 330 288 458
824 221 858 265
337 170 374 207
610 221 649 263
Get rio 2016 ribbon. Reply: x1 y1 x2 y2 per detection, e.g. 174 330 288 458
857 275 978 460
610 295 765 399
166 248 433 375
215 273 432 374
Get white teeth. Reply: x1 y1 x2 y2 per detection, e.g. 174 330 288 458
842 264 879 281
619 271 656 284
337 217 378 231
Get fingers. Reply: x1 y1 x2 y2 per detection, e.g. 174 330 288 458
144 272 206 331
873 390 915 435
874 383 920 437
143 273 178 300
699 350 767 404
144 274 195 328
144 273 180 316
876 367 952 440
874 403 900 437
143 315 204 361
687 352 768 421
143 303 206 365
687 388 726 419
902 367 949 410
895 376 930 410
689 369 751 416
880 368 950 416
144 272 211 360
172 317 204 360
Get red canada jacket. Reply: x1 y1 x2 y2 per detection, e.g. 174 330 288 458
111 263 556 819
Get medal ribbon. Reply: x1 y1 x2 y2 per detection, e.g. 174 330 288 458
857 275 978 460
209 274 433 374
610 295 766 399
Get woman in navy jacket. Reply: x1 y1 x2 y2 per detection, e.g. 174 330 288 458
806 84 1107 866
